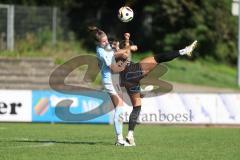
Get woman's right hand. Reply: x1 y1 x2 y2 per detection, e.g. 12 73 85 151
130 45 138 52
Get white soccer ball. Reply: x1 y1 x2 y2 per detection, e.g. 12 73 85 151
118 6 134 23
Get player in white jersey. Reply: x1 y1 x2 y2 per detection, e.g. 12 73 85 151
89 26 136 146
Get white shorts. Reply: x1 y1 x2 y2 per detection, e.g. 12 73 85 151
103 83 122 95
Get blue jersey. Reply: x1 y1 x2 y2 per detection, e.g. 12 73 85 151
96 45 119 84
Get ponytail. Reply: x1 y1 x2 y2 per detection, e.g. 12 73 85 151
88 26 106 41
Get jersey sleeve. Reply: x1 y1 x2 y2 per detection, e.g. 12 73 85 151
97 47 114 67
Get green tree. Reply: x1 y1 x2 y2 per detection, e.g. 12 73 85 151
147 0 237 64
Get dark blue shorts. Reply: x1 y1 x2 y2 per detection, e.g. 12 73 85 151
120 62 144 95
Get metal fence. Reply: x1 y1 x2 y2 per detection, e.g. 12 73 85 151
0 4 70 51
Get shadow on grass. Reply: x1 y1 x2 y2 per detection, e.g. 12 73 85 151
0 139 112 146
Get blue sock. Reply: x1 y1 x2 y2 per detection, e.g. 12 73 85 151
114 106 124 136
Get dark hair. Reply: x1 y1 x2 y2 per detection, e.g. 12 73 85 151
88 26 107 42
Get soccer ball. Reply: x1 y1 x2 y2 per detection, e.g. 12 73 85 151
118 6 134 23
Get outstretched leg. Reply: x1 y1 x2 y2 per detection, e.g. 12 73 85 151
140 40 198 76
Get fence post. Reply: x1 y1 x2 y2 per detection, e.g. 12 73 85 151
7 5 14 51
52 7 57 46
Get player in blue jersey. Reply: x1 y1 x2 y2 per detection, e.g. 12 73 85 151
89 26 137 146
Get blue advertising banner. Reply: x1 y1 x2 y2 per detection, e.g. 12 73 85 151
32 90 111 123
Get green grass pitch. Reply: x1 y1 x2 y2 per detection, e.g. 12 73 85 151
0 123 240 160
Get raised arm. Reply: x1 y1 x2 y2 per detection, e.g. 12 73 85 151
124 33 130 48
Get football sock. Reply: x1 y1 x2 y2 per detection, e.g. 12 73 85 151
179 48 189 55
154 51 180 63
128 106 141 131
114 106 124 136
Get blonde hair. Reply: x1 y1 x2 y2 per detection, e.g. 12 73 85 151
88 26 107 42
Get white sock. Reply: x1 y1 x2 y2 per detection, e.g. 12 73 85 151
127 130 134 138
179 48 188 55
117 134 124 141
114 106 124 137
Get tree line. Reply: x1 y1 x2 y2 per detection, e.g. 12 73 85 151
0 0 238 65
